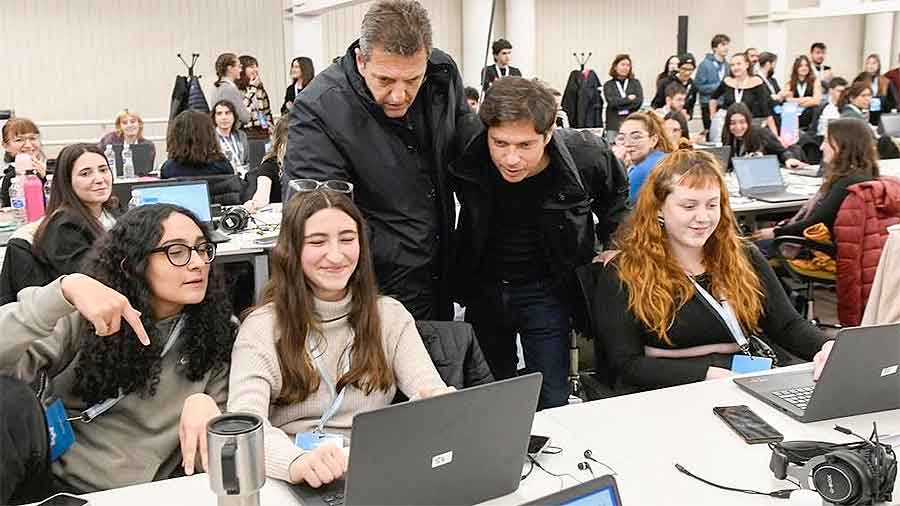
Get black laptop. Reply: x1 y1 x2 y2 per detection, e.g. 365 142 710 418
732 155 809 203
290 374 542 506
111 143 155 177
734 323 900 422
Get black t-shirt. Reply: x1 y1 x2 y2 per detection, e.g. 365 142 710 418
481 164 554 282
254 159 283 204
711 81 771 118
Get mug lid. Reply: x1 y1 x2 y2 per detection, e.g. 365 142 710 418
208 412 262 436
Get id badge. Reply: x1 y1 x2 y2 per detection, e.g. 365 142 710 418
296 431 345 451
45 398 75 461
731 355 773 374
871 97 882 112
618 109 630 116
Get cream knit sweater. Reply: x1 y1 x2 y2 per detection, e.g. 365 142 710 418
227 294 445 482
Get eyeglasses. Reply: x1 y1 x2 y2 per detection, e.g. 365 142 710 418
149 242 217 267
11 135 40 145
288 179 354 195
620 132 649 144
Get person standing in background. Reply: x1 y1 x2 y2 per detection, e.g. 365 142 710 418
603 54 643 136
209 53 252 128
481 38 522 93
282 57 315 115
810 42 833 86
237 55 274 140
695 33 731 133
465 86 480 111
651 54 697 119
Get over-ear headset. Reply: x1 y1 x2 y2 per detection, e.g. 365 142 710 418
769 425 896 505
220 206 251 233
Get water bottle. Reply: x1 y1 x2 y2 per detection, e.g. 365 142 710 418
9 175 27 227
43 174 53 204
24 170 45 222
104 144 117 176
128 189 142 210
122 143 135 179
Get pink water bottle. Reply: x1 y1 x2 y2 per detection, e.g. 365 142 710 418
24 170 46 222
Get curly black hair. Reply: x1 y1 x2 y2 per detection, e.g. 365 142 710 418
73 204 234 404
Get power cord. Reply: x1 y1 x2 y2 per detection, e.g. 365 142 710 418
529 454 583 490
674 463 797 499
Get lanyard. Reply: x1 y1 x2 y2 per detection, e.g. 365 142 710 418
871 79 879 95
219 133 242 164
734 86 745 104
690 277 751 355
796 82 808 98
718 64 726 81
615 79 629 98
74 316 185 423
309 325 353 433
762 76 775 94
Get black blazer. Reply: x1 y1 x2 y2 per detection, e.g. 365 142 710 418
481 64 522 92
282 83 302 115
603 78 643 132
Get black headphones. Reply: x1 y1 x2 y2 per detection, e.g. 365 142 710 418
220 206 251 233
769 425 896 505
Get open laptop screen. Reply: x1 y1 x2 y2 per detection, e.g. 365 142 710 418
562 486 619 506
133 181 212 222
733 156 784 192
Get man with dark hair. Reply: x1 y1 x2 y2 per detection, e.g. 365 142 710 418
450 77 628 409
810 42 832 84
481 38 522 92
651 53 697 118
283 0 479 320
654 82 688 119
464 86 480 111
695 34 731 131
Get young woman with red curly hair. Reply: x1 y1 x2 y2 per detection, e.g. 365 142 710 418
593 145 834 391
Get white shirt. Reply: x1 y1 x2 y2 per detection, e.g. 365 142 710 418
818 102 840 137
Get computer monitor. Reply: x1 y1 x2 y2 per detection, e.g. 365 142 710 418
132 181 212 222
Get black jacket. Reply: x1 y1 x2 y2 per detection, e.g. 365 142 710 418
0 237 53 306
481 64 522 92
650 76 698 119
561 70 603 128
603 77 643 132
415 320 494 389
450 129 629 329
282 83 300 115
282 40 479 320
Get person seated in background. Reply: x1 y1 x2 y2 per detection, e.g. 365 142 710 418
709 52 778 136
653 82 688 120
211 99 250 174
464 86 480 111
783 55 823 131
603 54 644 135
618 112 675 203
1 117 46 207
861 54 895 127
161 111 234 179
209 53 252 127
753 119 880 241
838 80 872 122
814 77 848 138
0 204 234 504
662 111 690 146
227 190 450 487
243 117 287 212
282 56 315 115
651 53 697 119
98 109 157 162
593 146 833 392
722 103 805 169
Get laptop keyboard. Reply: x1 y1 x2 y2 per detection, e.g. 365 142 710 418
322 491 345 506
773 386 814 410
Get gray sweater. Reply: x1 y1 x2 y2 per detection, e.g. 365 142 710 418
209 79 252 125
227 293 445 482
0 278 230 493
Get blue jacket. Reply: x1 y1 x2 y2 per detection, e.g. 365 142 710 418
695 53 729 102
628 150 666 204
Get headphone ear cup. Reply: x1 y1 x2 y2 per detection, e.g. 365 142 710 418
812 450 870 505
220 207 250 233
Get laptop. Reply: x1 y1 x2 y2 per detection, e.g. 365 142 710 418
734 323 900 423
732 155 808 203
111 143 155 177
131 180 231 243
290 373 542 506
522 475 622 506
878 113 900 137
697 145 731 173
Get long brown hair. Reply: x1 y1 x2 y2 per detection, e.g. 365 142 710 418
622 112 676 153
166 111 225 165
261 116 289 168
822 119 880 193
214 53 238 87
788 55 815 93
257 190 392 404
614 144 763 345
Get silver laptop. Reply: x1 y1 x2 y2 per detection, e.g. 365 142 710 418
879 113 900 137
131 180 230 243
522 474 622 505
732 155 808 203
697 145 731 173
734 323 900 422
290 373 542 506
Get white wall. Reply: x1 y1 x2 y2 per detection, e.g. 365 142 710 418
785 15 866 82
0 0 287 157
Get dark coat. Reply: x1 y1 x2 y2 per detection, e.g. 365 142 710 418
282 40 479 321
481 64 522 92
650 76 698 119
450 128 629 331
282 83 300 115
561 69 604 128
415 320 494 389
0 237 52 306
603 77 643 132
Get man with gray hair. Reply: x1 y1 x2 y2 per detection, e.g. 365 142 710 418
283 0 479 320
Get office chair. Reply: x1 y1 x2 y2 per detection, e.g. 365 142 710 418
771 235 840 329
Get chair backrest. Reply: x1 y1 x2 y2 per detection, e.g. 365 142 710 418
247 139 268 171
414 320 494 390
0 237 54 306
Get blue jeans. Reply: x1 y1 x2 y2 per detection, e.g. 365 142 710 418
465 279 571 409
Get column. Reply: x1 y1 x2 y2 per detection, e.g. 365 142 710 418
744 0 789 83
865 12 895 69
892 13 900 69
462 0 495 89
505 0 536 78
292 14 326 75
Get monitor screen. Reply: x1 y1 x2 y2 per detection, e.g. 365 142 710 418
134 182 211 222
733 157 783 190
561 486 618 506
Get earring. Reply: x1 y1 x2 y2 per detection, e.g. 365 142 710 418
657 215 665 227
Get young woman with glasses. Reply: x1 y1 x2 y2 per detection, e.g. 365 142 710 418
0 204 234 504
616 112 675 204
1 117 47 207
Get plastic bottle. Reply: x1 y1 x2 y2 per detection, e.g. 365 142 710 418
24 170 45 222
128 189 142 210
104 144 117 176
43 174 53 204
10 154 31 227
122 143 135 179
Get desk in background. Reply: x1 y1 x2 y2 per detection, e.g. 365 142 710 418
214 205 281 301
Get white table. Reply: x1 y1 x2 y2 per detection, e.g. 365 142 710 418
69 365 900 505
